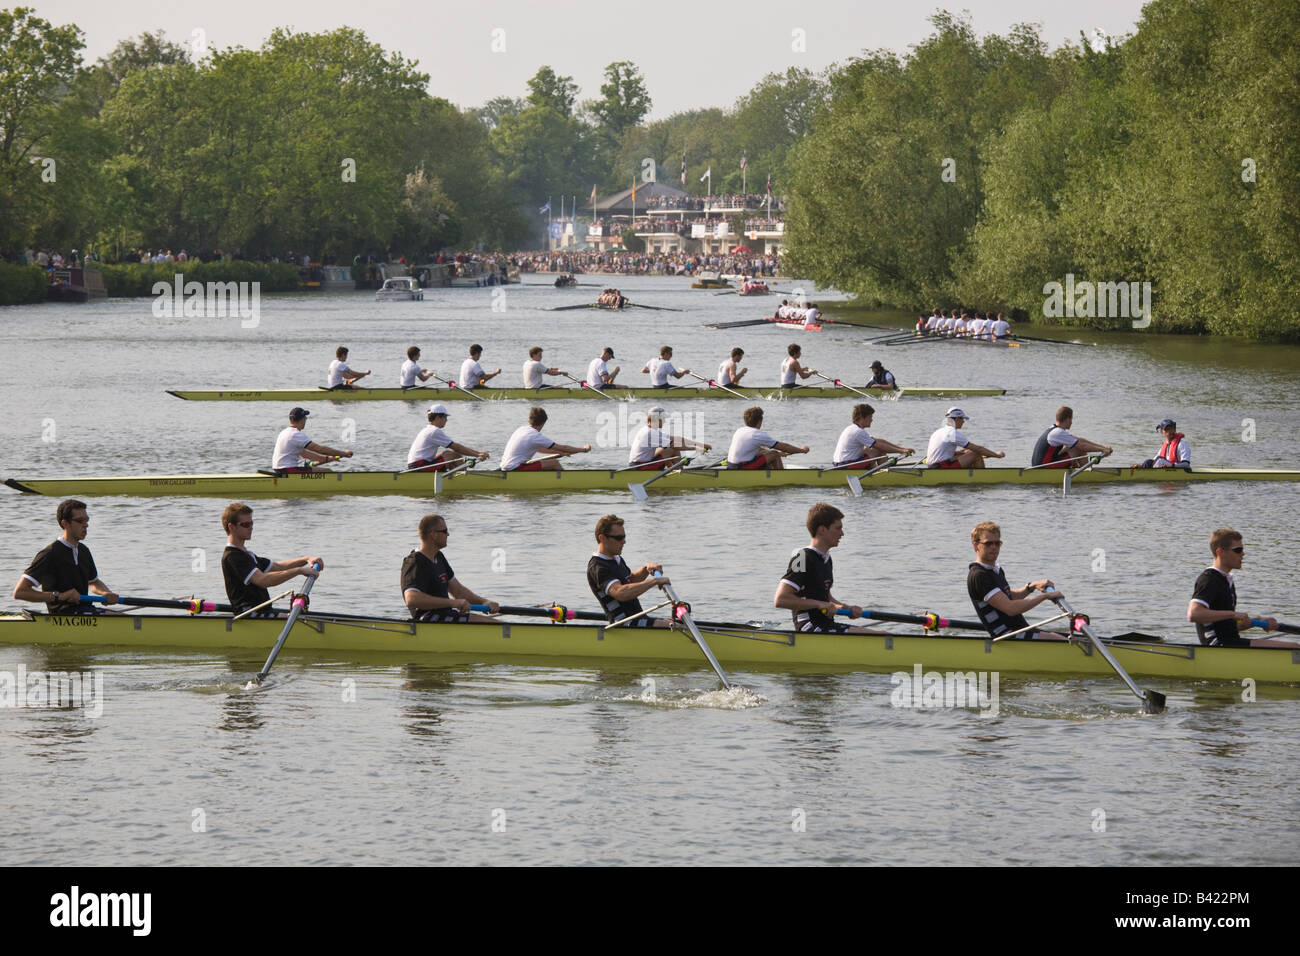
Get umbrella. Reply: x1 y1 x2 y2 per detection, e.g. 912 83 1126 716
730 245 752 254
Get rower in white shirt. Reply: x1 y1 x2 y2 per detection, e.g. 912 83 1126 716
726 406 809 470
991 314 1011 339
400 346 434 387
926 407 1004 469
627 407 712 470
272 407 354 473
327 346 370 389
405 404 491 472
522 346 568 389
642 346 690 387
804 304 820 328
718 347 748 387
781 343 817 389
833 403 915 468
499 407 590 472
459 344 501 389
586 347 620 390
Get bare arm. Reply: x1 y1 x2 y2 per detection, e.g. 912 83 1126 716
447 441 489 461
773 581 860 617
304 441 353 459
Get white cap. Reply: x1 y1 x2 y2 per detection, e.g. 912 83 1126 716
648 406 666 418
427 404 450 416
945 407 969 421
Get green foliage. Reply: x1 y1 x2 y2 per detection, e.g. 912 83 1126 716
98 260 301 297
620 228 645 253
589 61 651 140
0 261 46 304
526 66 578 116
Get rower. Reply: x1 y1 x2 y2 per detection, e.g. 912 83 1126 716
967 521 1063 640
925 407 1004 468
400 346 434 387
220 502 323 617
866 360 895 389
1138 418 1190 469
642 346 690 387
1030 406 1112 468
832 403 915 468
272 407 354 473
726 406 809 469
587 514 671 628
780 343 816 389
401 514 499 623
586 347 620 390
925 310 943 334
804 303 821 328
991 313 1011 339
523 346 567 389
327 346 370 389
628 406 712 470
12 499 119 615
459 344 501 389
1187 528 1290 647
718 347 748 387
773 503 876 633
405 404 490 472
499 407 590 471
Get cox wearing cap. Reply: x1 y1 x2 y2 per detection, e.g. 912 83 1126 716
925 407 1004 469
1138 419 1190 469
627 406 712 470
271 408 354 473
405 404 491 473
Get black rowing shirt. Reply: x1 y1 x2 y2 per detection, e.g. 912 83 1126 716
222 546 273 615
22 539 98 615
782 547 845 632
401 550 464 621
587 553 649 626
1191 567 1243 646
968 562 1030 638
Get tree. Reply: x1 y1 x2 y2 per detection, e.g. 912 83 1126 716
526 66 578 116
589 61 651 140
474 95 525 130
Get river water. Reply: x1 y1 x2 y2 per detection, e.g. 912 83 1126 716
1 275 1297 866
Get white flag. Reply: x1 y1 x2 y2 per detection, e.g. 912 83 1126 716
699 167 711 183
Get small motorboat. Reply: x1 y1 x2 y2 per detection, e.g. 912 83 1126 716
375 276 424 301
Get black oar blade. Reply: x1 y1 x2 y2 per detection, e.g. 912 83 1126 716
1143 690 1167 714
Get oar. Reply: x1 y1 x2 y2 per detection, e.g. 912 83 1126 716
550 303 599 312
444 380 487 402
562 372 617 401
468 602 765 631
613 455 684 474
687 371 747 399
813 371 872 398
836 607 987 631
652 571 732 690
713 290 737 296
704 319 770 329
249 563 323 686
1063 454 1104 496
630 455 692 502
998 333 1091 347
398 456 468 476
81 594 224 613
844 456 921 496
629 303 682 313
1250 619 1300 636
1045 587 1166 714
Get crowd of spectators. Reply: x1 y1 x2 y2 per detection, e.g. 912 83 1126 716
516 251 782 277
645 193 784 211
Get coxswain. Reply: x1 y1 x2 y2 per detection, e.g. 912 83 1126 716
1030 406 1112 468
459 344 501 389
780 343 816 389
220 502 323 617
400 345 434 387
832 403 915 468
587 514 671 628
499 407 590 471
718 347 748 387
628 406 712 470
642 345 690 387
272 407 354 473
405 404 490 472
12 499 119 615
967 522 1063 640
1138 418 1190 469
867 360 896 389
586 347 620 390
925 407 1004 468
773 503 877 633
327 346 370 389
401 514 499 623
1187 528 1290 647
726 406 809 469
522 346 568 389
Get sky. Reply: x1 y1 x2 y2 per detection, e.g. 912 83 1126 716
41 0 1151 120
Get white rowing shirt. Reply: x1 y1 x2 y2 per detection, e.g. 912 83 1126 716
522 359 549 389
628 426 671 464
646 358 678 386
407 424 453 463
781 356 801 386
587 357 610 386
399 359 426 387
834 424 876 465
805 307 820 327
273 426 312 469
1046 426 1077 452
501 425 554 470
327 359 351 387
728 425 777 464
926 425 969 464
718 359 740 386
992 319 1010 338
460 358 485 389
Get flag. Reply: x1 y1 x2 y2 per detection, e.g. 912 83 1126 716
740 154 748 170
700 166 711 183
589 184 597 205
631 180 636 204
765 173 772 195
680 154 686 185
538 199 551 215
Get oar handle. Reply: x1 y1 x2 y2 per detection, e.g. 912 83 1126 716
81 594 221 613
1251 619 1300 634
471 603 577 621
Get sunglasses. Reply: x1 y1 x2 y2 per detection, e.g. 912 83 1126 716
605 533 626 541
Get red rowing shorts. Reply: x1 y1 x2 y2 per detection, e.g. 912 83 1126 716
934 459 963 469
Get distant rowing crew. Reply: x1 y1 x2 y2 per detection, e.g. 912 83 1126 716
14 500 1292 652
773 300 822 327
916 309 1012 339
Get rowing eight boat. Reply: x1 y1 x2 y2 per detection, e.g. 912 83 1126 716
165 385 1006 402
3 610 1296 683
7 465 1300 499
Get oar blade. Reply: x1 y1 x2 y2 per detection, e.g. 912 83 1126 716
846 475 864 497
629 482 649 502
1143 690 1167 714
